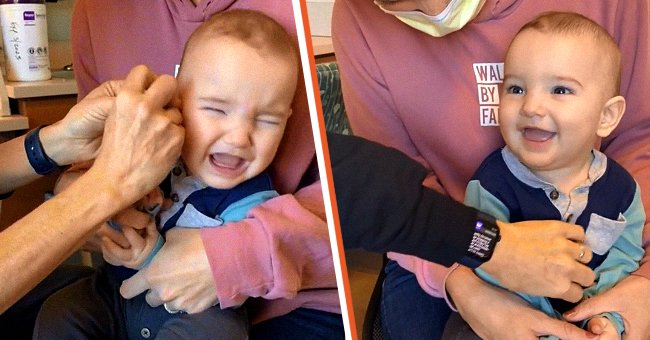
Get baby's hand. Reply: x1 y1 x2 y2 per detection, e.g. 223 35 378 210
137 187 165 217
587 316 621 340
102 206 162 269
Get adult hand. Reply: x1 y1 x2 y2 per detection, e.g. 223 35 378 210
480 219 595 302
119 228 218 314
88 65 184 207
40 77 123 166
446 266 595 340
564 275 650 339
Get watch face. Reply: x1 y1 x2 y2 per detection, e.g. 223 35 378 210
475 220 498 238
467 219 499 260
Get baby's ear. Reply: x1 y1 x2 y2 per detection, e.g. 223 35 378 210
597 96 625 138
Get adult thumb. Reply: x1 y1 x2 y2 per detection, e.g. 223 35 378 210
120 269 149 299
563 293 608 322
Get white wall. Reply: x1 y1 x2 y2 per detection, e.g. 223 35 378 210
46 0 74 70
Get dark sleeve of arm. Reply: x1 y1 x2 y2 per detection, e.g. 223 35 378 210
328 133 478 266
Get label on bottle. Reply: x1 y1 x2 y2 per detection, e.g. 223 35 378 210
0 3 50 81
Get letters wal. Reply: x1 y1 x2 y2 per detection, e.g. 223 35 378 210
473 63 503 126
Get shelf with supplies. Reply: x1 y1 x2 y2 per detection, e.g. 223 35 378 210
5 76 78 129
0 114 28 132
5 76 78 99
0 76 78 131
0 76 79 229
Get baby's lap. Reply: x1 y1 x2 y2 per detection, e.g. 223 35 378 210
381 261 452 338
35 267 248 339
32 266 344 339
36 269 340 339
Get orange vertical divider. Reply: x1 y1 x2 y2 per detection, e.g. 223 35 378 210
296 0 358 338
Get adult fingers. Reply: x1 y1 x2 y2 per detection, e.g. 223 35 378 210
144 74 178 110
162 106 183 125
566 276 650 339
561 223 588 243
145 289 164 307
120 269 150 299
563 289 613 323
121 65 156 94
533 316 595 340
168 91 182 110
85 79 123 100
575 243 593 264
557 282 587 303
569 262 596 288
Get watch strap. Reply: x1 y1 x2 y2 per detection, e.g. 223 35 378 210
459 253 484 269
24 125 61 175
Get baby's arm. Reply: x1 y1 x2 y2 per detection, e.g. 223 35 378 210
55 164 166 268
581 184 645 335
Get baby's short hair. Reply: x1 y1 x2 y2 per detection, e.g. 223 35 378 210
515 12 621 96
181 9 299 73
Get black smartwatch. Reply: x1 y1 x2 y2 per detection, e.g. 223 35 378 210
24 125 61 175
459 212 501 268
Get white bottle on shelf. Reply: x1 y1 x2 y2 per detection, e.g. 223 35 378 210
0 0 50 82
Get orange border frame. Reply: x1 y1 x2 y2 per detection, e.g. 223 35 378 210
297 0 357 338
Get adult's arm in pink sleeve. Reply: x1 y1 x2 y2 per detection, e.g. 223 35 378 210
200 181 336 308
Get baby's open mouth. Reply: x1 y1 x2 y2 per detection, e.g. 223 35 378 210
210 153 244 169
523 128 556 142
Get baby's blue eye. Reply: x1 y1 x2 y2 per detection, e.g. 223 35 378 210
552 86 573 95
506 85 524 94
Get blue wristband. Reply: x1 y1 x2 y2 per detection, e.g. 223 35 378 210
24 125 61 175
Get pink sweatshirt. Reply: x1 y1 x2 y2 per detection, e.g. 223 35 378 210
333 0 650 298
72 0 339 322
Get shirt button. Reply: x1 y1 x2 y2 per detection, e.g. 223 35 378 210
140 328 151 338
549 189 559 200
171 193 180 202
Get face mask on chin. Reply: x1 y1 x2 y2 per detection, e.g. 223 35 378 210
375 0 486 37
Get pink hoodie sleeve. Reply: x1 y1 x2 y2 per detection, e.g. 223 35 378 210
387 252 450 297
200 181 337 308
